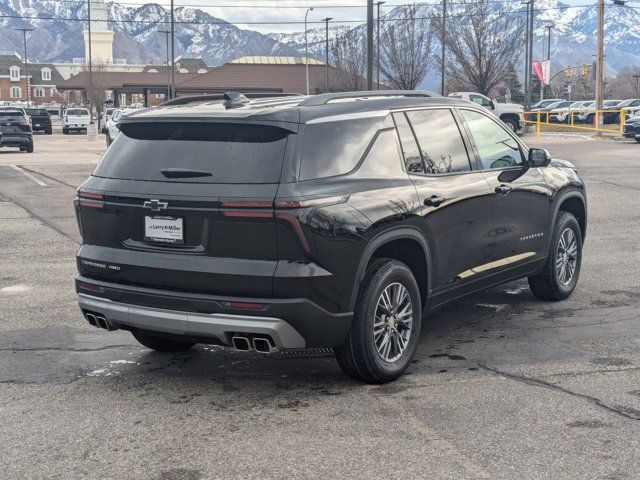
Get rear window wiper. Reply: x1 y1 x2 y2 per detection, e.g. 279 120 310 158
161 168 213 178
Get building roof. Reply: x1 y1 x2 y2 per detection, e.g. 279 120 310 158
143 57 209 74
0 54 64 86
57 71 199 91
229 56 325 66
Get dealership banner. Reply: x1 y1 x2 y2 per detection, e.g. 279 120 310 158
532 60 551 85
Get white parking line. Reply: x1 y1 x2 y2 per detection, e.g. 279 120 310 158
8 165 47 186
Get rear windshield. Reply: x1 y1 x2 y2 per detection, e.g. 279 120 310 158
67 109 89 116
0 111 24 121
26 109 48 115
94 122 290 184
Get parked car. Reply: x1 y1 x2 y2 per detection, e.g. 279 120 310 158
25 107 53 135
0 105 28 120
62 108 91 134
604 99 640 124
622 114 640 142
533 100 573 123
75 91 587 383
0 109 34 152
576 100 621 124
105 108 137 146
549 101 594 124
448 92 523 132
100 108 115 134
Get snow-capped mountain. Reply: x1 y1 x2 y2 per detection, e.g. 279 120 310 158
0 0 299 65
0 0 639 76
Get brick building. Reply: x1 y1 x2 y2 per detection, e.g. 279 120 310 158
0 54 66 105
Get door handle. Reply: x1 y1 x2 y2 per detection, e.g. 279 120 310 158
495 184 512 195
424 195 446 207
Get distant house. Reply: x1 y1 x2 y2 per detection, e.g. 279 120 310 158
0 54 66 105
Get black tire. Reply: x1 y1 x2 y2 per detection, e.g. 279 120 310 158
105 132 111 147
335 258 422 384
26 142 34 153
62 128 68 135
635 138 640 144
502 117 518 132
131 330 196 352
46 129 52 135
528 211 582 301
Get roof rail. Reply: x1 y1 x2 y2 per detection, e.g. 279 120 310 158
299 90 441 107
159 92 302 107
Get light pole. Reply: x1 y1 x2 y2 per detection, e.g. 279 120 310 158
595 0 604 132
87 0 93 109
170 0 176 99
158 30 171 99
441 0 447 95
366 0 374 90
14 27 34 104
304 7 314 95
541 23 554 102
323 17 332 93
376 1 385 90
522 1 531 109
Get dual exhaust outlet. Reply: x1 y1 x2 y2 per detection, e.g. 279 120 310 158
232 335 278 354
84 311 115 331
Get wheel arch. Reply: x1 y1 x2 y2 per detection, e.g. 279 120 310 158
499 112 520 128
349 227 432 311
553 191 587 242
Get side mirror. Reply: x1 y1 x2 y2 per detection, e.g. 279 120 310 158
489 100 495 110
528 148 551 168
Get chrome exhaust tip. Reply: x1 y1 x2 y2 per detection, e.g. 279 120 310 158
85 312 97 326
232 336 251 351
253 337 278 354
94 315 116 331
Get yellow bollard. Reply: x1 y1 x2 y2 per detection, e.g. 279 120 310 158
536 111 541 138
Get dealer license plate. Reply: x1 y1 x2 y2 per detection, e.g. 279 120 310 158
144 216 184 244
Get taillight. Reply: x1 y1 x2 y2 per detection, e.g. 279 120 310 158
220 301 266 311
77 191 105 209
77 280 104 293
274 195 349 209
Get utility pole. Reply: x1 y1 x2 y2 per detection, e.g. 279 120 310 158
376 2 384 90
323 17 332 93
304 7 314 95
526 0 535 109
366 0 374 90
595 0 605 133
170 0 175 99
523 1 531 110
14 27 34 104
441 0 447 95
541 23 553 102
158 30 171 98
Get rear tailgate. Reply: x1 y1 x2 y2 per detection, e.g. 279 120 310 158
0 112 30 135
76 120 294 297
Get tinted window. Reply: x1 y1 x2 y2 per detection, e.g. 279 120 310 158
461 110 523 170
0 112 25 122
300 117 385 180
94 122 290 184
393 113 423 173
26 109 48 115
470 94 492 107
67 109 89 116
406 109 472 174
357 129 404 177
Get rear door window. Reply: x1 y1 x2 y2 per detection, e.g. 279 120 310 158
94 122 291 184
406 109 472 174
299 116 387 180
393 112 423 173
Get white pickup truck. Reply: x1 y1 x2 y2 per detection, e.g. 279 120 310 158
448 92 524 132
62 108 91 135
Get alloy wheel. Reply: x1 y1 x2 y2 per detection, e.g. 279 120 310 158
556 228 578 285
373 282 413 362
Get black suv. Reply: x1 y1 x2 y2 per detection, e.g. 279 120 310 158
25 107 53 135
0 109 34 152
75 91 587 383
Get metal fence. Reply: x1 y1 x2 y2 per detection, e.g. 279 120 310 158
521 108 636 137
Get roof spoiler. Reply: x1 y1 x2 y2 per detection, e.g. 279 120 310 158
159 92 303 107
299 90 441 107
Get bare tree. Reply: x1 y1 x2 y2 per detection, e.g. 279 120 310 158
82 62 109 128
331 29 366 91
379 4 433 90
431 0 524 95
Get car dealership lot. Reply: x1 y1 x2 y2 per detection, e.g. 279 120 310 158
1 135 639 479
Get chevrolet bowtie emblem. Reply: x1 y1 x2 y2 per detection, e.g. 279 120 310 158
143 199 168 212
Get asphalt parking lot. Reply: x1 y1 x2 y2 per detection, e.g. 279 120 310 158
1 133 639 479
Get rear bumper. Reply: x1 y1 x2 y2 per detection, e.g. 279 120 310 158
0 134 31 146
75 276 353 348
